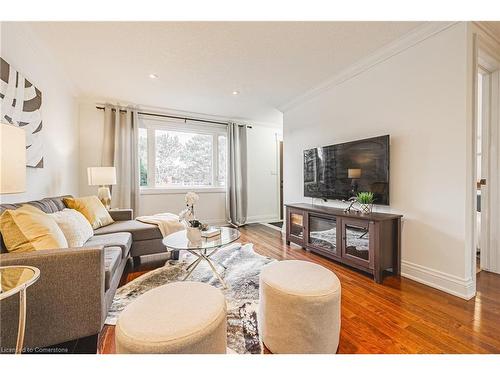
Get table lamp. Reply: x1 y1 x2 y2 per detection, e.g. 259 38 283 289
0 123 26 194
348 168 361 196
87 167 116 209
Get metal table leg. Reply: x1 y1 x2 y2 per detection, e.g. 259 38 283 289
15 287 27 354
201 253 228 289
182 246 228 288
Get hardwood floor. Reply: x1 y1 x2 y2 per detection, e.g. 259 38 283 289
99 224 500 354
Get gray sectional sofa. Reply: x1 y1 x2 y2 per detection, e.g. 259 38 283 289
0 195 176 353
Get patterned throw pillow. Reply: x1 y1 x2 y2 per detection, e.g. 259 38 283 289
49 209 94 247
63 196 114 230
0 204 68 253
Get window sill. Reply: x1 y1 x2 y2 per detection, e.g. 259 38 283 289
140 187 227 195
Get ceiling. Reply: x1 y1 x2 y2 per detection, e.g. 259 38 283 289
26 22 424 125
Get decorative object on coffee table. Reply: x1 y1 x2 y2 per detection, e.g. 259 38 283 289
179 192 199 224
87 167 117 209
0 266 40 354
163 227 240 288
356 191 374 214
0 123 26 194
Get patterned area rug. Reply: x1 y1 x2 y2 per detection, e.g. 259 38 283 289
105 243 275 354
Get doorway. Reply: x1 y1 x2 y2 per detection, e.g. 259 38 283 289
474 45 500 276
268 139 284 230
279 140 284 220
476 69 488 274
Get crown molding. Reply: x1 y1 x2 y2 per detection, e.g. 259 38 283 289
279 21 459 113
85 96 282 129
473 22 500 45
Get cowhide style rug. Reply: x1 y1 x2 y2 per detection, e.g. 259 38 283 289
105 243 275 354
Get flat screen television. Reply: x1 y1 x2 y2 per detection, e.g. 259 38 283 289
304 135 390 205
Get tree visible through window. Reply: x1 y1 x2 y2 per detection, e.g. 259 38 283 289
139 128 148 187
155 130 213 187
139 120 227 189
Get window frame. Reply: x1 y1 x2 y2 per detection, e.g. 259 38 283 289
138 116 228 194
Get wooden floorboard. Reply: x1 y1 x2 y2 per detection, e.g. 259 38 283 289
98 223 500 354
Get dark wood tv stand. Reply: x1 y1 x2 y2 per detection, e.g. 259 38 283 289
285 203 402 283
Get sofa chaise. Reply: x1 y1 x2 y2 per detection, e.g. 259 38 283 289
0 195 177 353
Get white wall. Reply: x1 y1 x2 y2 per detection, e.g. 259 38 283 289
283 23 474 298
0 23 79 203
247 125 282 223
78 101 282 223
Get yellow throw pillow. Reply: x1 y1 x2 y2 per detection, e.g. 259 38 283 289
63 196 114 229
0 204 69 253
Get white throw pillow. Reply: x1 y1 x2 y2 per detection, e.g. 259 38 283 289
49 208 94 247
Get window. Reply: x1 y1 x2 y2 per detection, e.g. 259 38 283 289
139 128 148 187
138 117 227 191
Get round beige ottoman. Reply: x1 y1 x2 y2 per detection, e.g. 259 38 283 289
259 260 341 354
115 281 227 354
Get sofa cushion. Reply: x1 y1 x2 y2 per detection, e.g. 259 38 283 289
84 232 132 259
63 196 114 230
104 247 122 291
93 220 162 242
0 204 68 253
0 195 72 254
49 209 94 247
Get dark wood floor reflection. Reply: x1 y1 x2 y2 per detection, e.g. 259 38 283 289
99 224 500 354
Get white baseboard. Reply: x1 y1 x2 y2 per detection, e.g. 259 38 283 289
401 260 475 300
246 214 280 224
260 222 284 232
204 218 228 226
203 215 280 226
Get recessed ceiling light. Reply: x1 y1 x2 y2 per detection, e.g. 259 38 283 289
149 73 159 79
232 90 240 96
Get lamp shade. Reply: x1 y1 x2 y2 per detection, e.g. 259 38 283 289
348 168 361 179
87 167 117 186
0 123 26 194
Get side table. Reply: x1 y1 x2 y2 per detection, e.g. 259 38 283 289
0 265 40 354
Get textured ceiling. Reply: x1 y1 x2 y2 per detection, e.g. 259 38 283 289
25 21 423 125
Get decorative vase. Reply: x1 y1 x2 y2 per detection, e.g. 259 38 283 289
186 227 202 242
359 203 373 215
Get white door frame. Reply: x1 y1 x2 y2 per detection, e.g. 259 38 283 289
472 34 500 277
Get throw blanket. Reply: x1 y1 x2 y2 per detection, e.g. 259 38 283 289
136 213 186 237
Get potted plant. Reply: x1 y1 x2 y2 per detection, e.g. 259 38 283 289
356 192 374 214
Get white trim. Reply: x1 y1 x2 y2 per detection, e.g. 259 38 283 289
93 100 282 130
473 22 500 47
401 261 475 300
202 219 228 227
279 21 458 112
246 214 280 224
140 187 226 195
261 222 285 233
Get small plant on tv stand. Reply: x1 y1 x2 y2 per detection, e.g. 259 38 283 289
356 192 374 214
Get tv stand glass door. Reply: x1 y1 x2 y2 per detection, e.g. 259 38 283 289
307 213 339 259
341 218 374 269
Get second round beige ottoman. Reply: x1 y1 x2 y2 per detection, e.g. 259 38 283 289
259 260 341 354
115 281 227 354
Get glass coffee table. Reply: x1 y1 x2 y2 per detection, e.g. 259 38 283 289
162 227 240 288
0 265 40 354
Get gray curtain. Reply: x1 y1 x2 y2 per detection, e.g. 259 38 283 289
226 122 248 226
102 105 140 214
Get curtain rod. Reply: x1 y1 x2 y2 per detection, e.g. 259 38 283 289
95 106 251 128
